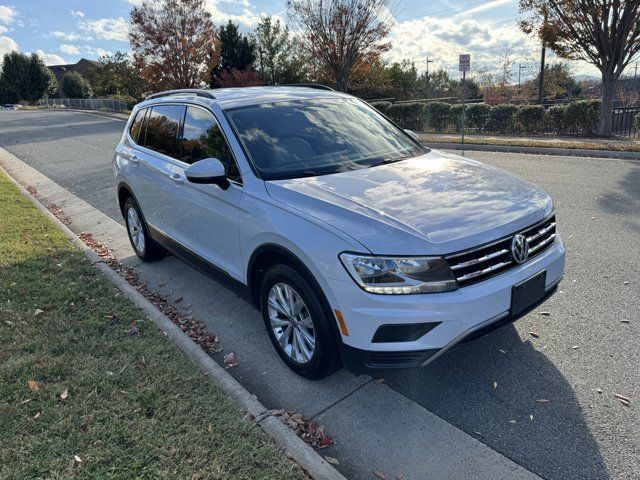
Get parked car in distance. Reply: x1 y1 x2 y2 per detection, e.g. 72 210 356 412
113 86 565 379
1 104 20 110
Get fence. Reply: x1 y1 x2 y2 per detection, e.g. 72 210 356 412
39 98 128 113
612 106 640 138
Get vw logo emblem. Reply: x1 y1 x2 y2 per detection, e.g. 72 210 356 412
511 234 529 264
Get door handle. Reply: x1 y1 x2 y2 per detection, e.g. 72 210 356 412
170 173 184 185
130 154 139 165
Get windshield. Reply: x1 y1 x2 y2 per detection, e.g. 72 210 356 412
225 98 426 180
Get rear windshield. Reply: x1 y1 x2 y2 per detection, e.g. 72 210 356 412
225 98 426 180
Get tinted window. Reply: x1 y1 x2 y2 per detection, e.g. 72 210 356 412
226 98 426 180
144 105 184 158
181 106 240 182
129 108 147 144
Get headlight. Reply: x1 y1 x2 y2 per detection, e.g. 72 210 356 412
339 253 458 294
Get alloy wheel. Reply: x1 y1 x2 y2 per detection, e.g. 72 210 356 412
127 206 145 253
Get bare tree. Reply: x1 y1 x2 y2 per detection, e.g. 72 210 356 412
287 0 393 92
130 0 219 90
519 0 640 135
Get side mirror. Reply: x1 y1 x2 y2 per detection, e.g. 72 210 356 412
185 158 230 190
404 129 418 141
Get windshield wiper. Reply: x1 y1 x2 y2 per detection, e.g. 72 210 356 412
376 154 413 166
269 170 321 180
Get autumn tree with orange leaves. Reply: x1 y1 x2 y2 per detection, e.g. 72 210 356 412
287 0 393 92
130 0 219 91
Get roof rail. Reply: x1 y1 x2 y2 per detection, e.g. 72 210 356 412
146 89 215 100
282 83 335 91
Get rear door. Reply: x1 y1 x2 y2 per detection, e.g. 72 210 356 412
168 105 244 280
130 104 185 234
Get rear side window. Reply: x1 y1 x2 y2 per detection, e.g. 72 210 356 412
144 105 184 159
129 108 147 144
181 106 241 182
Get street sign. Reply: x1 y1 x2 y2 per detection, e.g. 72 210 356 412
459 54 470 72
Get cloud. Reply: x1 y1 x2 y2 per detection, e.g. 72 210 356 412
0 34 17 56
60 43 79 55
35 50 66 65
48 31 85 41
0 25 6 34
82 45 113 58
79 17 129 42
70 9 85 18
455 0 515 17
0 5 17 25
204 0 278 28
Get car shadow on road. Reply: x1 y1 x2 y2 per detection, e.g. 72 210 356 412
597 159 640 234
381 325 609 480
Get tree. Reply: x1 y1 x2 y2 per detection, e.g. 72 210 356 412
60 72 93 98
519 0 640 135
254 16 308 84
90 51 148 103
130 0 219 90
0 78 19 104
0 51 57 102
211 21 257 87
217 68 265 87
525 62 581 99
287 0 393 92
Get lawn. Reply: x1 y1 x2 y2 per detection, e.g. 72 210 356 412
0 171 304 479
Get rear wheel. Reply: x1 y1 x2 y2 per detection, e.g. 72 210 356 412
123 196 165 261
260 264 340 379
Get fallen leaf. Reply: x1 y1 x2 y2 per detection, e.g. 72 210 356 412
27 380 39 391
372 471 386 479
33 309 44 316
324 455 339 465
224 352 238 368
529 414 534 421
174 297 183 303
19 398 31 405
538 311 551 316
620 319 630 324
596 388 602 394
508 419 516 424
74 455 82 463
5 320 14 326
498 349 507 354
492 381 497 389
571 345 579 349
614 393 630 406
60 389 68 400
623 281 629 285
396 475 405 480
33 412 41 419
529 331 540 338
374 378 385 383
127 325 140 335
473 431 482 436
535 399 550 403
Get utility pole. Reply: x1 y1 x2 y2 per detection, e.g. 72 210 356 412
538 11 547 104
635 62 638 79
425 57 433 98
518 64 526 87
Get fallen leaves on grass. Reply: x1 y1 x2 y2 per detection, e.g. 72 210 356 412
270 410 334 449
33 308 44 316
223 352 238 368
60 389 68 400
78 232 222 354
46 203 71 226
27 380 39 391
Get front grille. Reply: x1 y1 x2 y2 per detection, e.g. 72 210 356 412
366 350 438 368
445 215 556 287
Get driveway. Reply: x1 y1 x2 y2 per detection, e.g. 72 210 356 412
1 109 638 480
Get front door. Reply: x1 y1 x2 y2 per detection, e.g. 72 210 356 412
167 105 244 281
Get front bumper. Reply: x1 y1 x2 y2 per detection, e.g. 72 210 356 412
329 234 566 374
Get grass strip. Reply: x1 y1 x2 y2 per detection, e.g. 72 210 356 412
0 171 304 479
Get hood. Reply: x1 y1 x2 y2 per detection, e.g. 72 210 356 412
265 150 553 255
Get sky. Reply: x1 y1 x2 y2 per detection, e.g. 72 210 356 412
0 0 605 83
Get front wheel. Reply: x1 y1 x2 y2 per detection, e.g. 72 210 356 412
260 264 340 379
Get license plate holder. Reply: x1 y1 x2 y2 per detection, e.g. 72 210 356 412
511 270 547 317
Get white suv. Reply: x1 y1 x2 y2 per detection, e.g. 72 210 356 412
114 86 565 379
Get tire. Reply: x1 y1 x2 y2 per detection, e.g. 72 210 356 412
260 264 341 379
123 196 165 262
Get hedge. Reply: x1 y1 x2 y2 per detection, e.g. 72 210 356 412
386 102 425 130
486 104 518 133
424 102 451 131
369 98 604 137
635 113 640 132
466 103 491 130
516 105 547 134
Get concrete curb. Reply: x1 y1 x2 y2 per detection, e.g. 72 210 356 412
423 141 640 160
0 164 346 480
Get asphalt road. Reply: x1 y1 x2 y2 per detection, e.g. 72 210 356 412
1 109 638 479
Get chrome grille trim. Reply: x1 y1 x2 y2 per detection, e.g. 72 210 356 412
445 214 557 287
